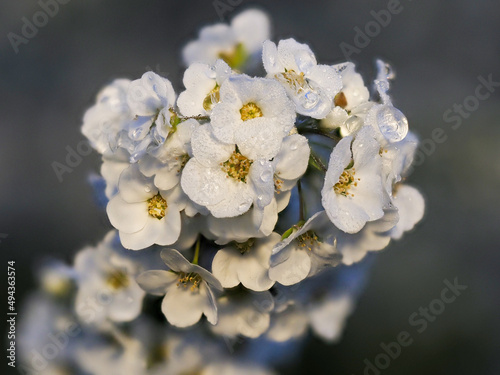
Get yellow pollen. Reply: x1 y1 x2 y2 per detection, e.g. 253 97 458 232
274 176 283 194
106 270 129 290
202 85 220 111
297 230 318 251
147 193 168 219
240 102 263 121
379 148 389 155
176 272 202 292
220 150 253 182
333 167 360 197
175 154 190 173
275 69 308 94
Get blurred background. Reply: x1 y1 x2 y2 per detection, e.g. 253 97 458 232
1 0 499 374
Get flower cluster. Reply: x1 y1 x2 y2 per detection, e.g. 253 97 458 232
20 9 424 375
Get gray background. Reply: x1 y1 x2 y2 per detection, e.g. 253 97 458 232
1 0 499 374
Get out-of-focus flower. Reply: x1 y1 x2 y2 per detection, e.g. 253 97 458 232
263 38 342 119
74 232 146 324
389 184 425 239
182 9 270 70
137 248 222 327
211 290 274 338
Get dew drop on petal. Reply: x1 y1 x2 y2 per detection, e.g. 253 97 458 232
376 105 409 143
260 169 273 182
145 186 151 193
300 91 319 109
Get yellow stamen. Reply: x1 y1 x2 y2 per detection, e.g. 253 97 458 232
333 167 360 197
297 230 318 251
275 69 308 94
240 102 263 121
147 193 168 219
176 272 202 292
220 150 253 183
234 238 255 254
106 270 129 290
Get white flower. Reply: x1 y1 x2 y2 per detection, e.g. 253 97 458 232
269 212 341 286
212 233 281 291
74 232 146 324
334 209 398 265
126 71 176 142
210 74 296 159
211 291 274 338
389 184 425 240
307 293 354 343
205 199 278 245
263 38 342 119
266 304 308 342
182 9 270 70
107 164 185 250
380 131 419 195
136 248 222 327
271 133 310 195
82 79 133 156
321 126 390 233
101 156 130 199
320 62 372 136
138 119 199 191
180 124 276 218
177 60 232 116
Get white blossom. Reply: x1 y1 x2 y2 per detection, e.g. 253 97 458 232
263 38 342 118
321 126 390 233
390 184 425 239
182 9 270 70
136 248 222 327
107 164 185 250
210 74 296 159
212 233 281 291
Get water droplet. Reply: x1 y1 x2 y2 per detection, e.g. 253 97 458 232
290 141 298 151
238 202 249 212
131 127 144 140
145 186 151 193
376 105 408 143
300 91 319 109
260 169 273 182
343 116 363 136
257 194 264 202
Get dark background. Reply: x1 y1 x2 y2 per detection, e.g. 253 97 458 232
1 0 499 374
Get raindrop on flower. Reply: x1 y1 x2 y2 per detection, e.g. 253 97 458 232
376 105 409 143
260 169 273 182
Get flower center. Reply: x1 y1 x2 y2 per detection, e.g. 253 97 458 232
106 270 129 290
333 167 360 197
218 42 248 69
334 92 348 108
275 69 308 94
240 102 263 121
221 149 253 183
297 230 318 251
147 193 168 219
176 272 202 291
234 238 255 254
202 84 220 112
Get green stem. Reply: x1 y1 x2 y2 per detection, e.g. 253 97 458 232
192 237 201 265
297 180 306 221
309 151 328 172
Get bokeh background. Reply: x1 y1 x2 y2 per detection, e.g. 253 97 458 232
1 0 499 374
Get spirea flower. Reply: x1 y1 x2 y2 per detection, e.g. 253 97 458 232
321 126 390 233
107 165 185 250
182 9 270 70
263 38 342 119
136 248 222 327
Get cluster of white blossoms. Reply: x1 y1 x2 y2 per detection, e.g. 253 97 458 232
19 9 424 375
